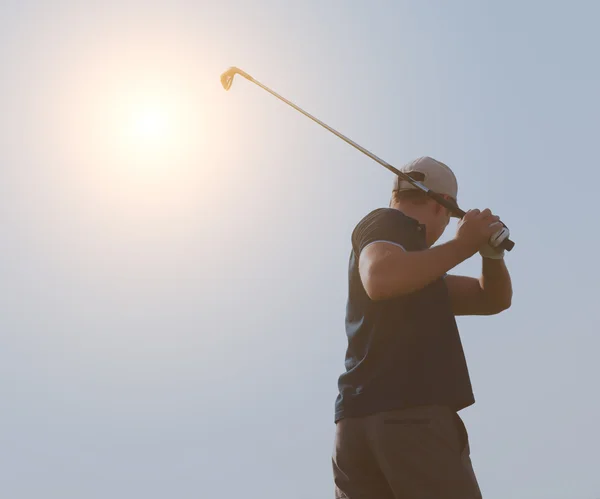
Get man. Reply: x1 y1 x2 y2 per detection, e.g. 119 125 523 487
332 157 513 499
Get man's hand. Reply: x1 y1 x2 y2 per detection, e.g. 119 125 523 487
454 209 503 258
480 225 511 259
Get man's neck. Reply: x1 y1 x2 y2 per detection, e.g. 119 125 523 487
391 203 428 226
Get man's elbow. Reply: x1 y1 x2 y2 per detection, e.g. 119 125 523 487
361 267 405 302
362 274 388 301
500 295 513 312
489 295 512 314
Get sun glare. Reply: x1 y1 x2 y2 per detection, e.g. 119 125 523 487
123 99 174 152
66 60 212 179
113 92 191 170
133 107 169 142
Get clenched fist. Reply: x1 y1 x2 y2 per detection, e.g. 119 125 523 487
454 209 504 257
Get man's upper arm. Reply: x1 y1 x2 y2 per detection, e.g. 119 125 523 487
445 274 498 316
352 210 413 300
358 241 408 299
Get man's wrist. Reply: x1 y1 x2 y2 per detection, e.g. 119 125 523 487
480 245 505 260
447 238 478 263
482 255 508 273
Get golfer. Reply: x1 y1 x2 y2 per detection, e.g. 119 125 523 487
332 157 512 499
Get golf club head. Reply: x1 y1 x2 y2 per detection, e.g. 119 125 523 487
220 67 241 91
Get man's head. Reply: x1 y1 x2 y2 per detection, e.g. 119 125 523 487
389 156 459 247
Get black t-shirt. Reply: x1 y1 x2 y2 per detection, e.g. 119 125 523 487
334 208 475 423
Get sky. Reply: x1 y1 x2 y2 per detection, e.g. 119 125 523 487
1 1 599 498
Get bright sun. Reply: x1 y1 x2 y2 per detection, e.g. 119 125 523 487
133 107 169 142
115 94 186 169
126 101 174 150
86 77 206 174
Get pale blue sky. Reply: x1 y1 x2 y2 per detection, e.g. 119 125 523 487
1 1 599 498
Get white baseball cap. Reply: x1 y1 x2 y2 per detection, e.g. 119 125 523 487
393 156 458 202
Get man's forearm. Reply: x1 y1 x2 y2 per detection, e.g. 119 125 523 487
479 257 513 311
366 239 474 300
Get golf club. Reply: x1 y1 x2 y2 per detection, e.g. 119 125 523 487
220 66 515 251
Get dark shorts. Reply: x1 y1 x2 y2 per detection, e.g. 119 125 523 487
332 406 483 499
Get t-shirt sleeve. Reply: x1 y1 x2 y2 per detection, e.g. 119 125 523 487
351 209 416 256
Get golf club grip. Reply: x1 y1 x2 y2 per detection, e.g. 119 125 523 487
500 238 515 251
428 192 515 252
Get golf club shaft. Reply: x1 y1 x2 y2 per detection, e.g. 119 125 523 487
222 67 514 251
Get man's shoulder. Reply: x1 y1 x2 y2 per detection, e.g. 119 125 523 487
350 207 421 253
355 207 415 231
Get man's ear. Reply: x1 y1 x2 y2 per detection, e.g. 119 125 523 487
432 201 451 226
433 202 451 219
